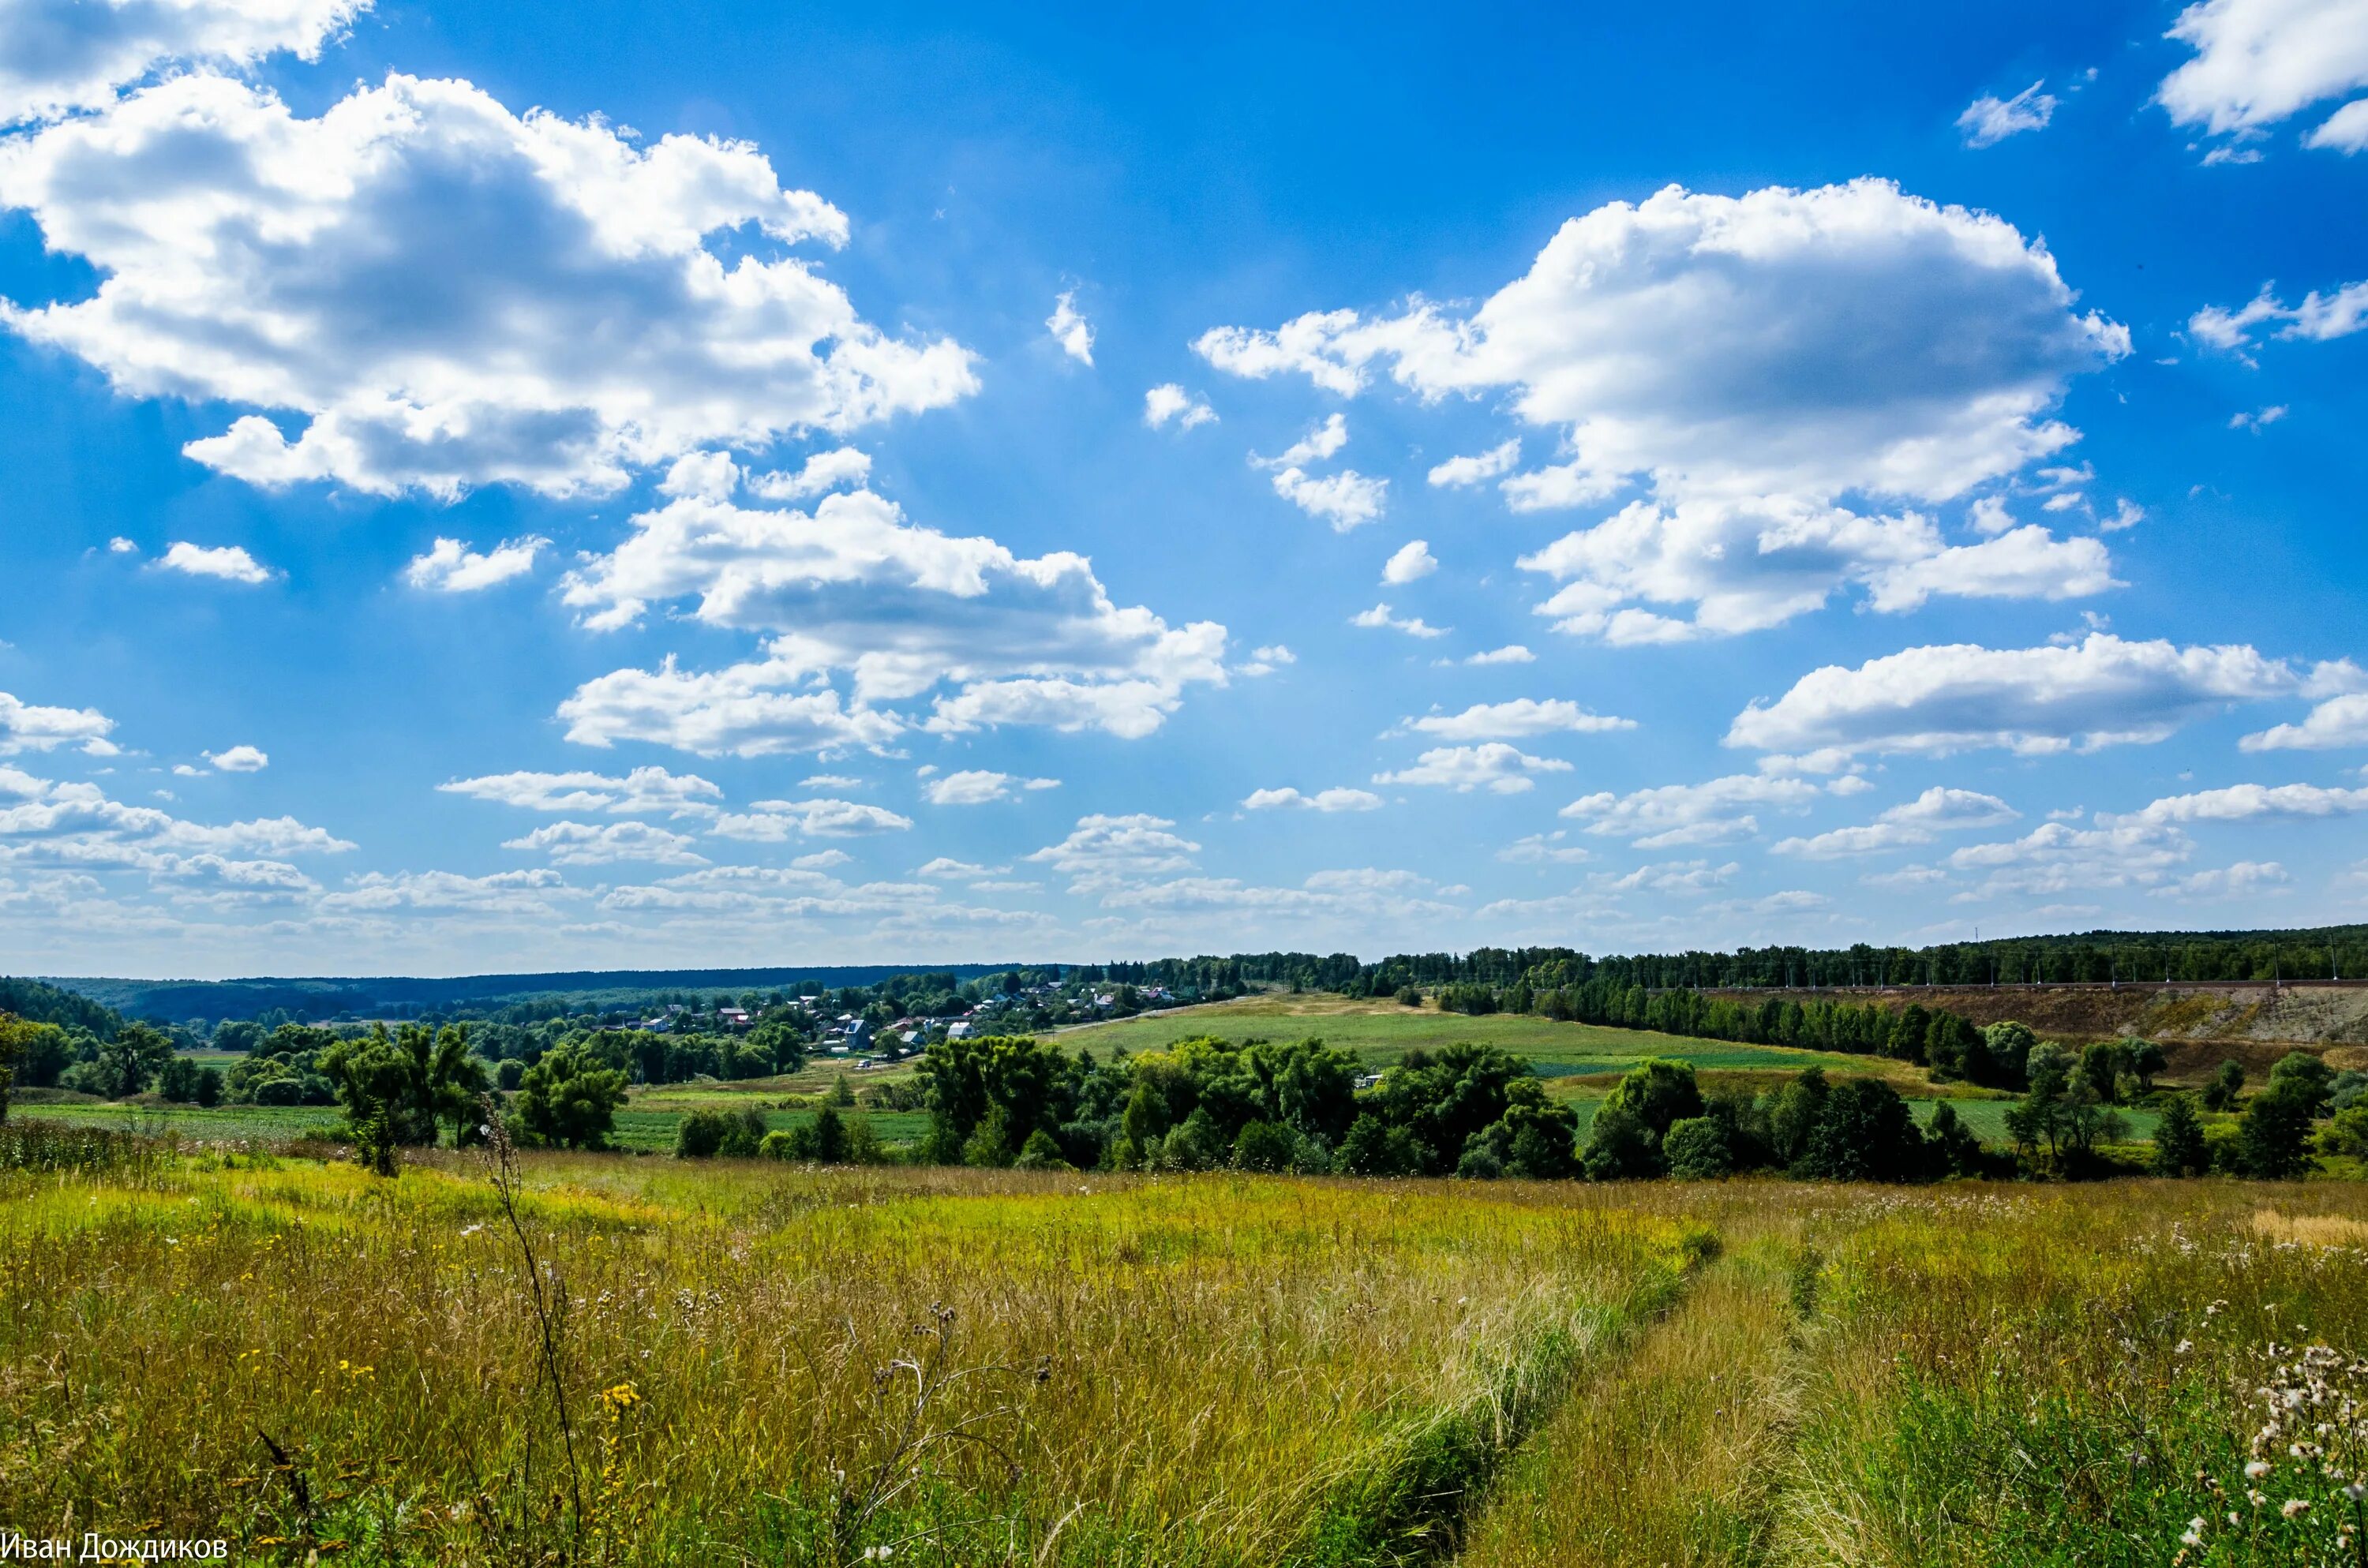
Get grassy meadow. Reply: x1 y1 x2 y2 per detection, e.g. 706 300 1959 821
7 1121 2366 1566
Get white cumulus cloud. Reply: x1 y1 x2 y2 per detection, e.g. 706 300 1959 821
1373 743 1572 795
403 535 545 592
203 744 268 773
503 820 707 866
1241 785 1384 813
2157 0 2368 152
922 769 1060 806
1728 633 2306 758
0 73 975 499
0 0 365 125
0 690 114 754
438 766 722 818
1381 540 1437 585
159 541 274 584
1143 384 1215 430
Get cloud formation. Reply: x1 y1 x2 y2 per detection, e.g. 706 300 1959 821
0 73 976 498
0 0 365 125
1727 633 2305 758
555 477 1227 753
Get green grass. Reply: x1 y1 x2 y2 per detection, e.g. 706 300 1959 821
13 1095 934 1154
1066 994 1931 1084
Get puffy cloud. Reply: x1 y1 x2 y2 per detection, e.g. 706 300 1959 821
1268 466 1387 530
922 769 1060 806
1459 645 1535 666
0 769 353 893
1241 785 1384 812
1561 773 1828 848
709 797 912 839
403 535 546 592
1238 643 1295 677
1046 290 1094 365
1958 81 2058 146
1518 498 2113 645
2157 0 2368 149
203 744 268 773
2123 781 2368 824
2244 693 2368 750
1401 698 1634 740
1351 602 1447 638
321 867 572 914
439 766 721 818
558 658 903 757
1143 384 1215 430
1381 540 1437 585
2231 404 2290 431
1772 786 2017 857
0 689 114 754
1943 820 2194 900
1261 413 1349 467
2190 282 2368 350
745 447 871 502
1727 633 2302 758
556 485 1226 750
1427 440 1520 488
503 820 707 866
159 541 274 584
1026 814 1201 885
1373 743 1572 795
0 0 364 125
1197 180 2123 511
0 73 974 498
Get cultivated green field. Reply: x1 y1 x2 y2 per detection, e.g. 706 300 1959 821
1068 994 1940 1082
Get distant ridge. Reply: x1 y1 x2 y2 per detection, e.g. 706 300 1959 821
41 964 1031 1023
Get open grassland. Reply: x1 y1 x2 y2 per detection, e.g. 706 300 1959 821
0 1139 1700 1566
9 1131 2363 1566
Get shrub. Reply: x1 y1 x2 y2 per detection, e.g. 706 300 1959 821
1395 985 1422 1007
2201 1059 2245 1113
1231 1119 1295 1173
1581 1103 1661 1181
1013 1128 1073 1170
1925 1100 1985 1178
1662 1116 1734 1180
675 1106 766 1158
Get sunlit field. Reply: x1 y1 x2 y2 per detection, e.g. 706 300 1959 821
0 1132 1699 1566
9 1123 2364 1566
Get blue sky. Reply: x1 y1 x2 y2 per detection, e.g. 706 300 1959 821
1 0 2364 978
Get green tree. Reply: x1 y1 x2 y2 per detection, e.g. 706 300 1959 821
1580 1102 1661 1181
1925 1101 1984 1178
1769 1067 1830 1169
96 1022 173 1098
1797 1079 1926 1182
514 1040 628 1149
2266 1051 2336 1116
0 1014 43 1121
158 1054 203 1103
2153 1093 2209 1177
2201 1059 2246 1113
2127 1040 2167 1094
1981 1021 2038 1087
1662 1116 1735 1179
2234 1083 2318 1178
320 1023 489 1148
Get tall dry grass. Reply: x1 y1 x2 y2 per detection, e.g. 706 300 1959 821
0 1147 1695 1565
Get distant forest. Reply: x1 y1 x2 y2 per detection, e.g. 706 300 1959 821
23 922 2368 1026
